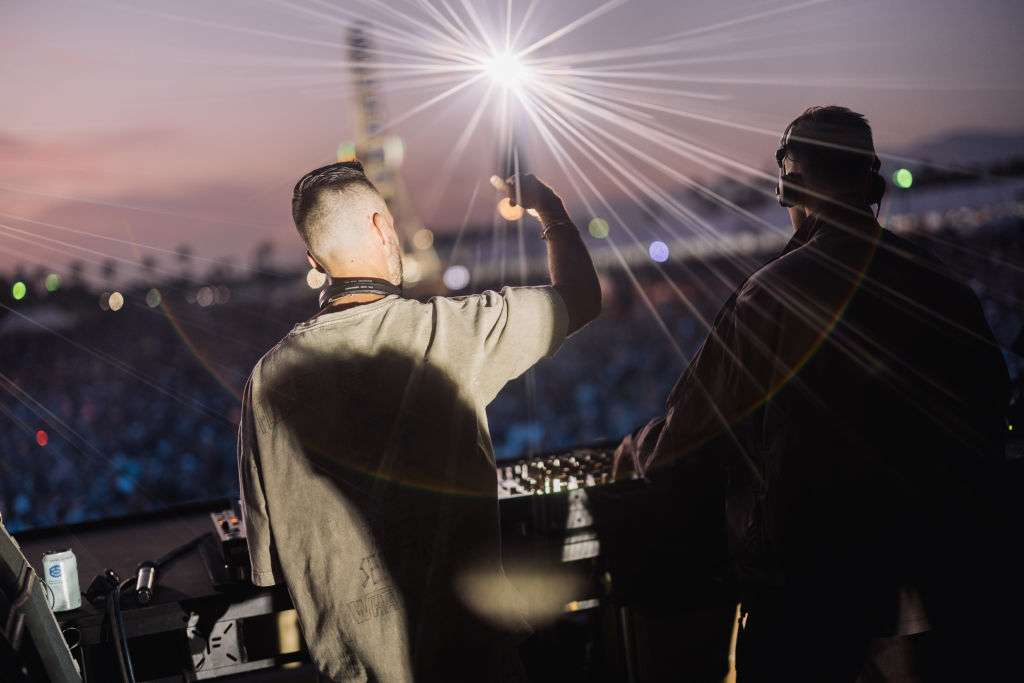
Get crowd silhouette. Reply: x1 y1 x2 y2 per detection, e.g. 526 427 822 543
1 216 1020 531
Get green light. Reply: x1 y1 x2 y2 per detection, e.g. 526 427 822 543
337 141 357 162
893 168 913 189
588 218 610 239
45 273 62 292
12 281 26 300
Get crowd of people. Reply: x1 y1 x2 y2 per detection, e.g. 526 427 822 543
0 278 295 530
490 214 1023 458
0 215 1020 532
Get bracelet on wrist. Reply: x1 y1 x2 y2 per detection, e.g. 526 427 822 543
540 219 576 240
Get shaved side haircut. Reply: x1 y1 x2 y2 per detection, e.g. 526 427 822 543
291 161 384 262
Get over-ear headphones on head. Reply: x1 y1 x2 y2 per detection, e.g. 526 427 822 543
775 122 885 210
866 156 885 207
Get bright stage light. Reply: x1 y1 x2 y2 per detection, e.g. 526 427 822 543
498 197 524 221
108 291 125 312
483 52 530 90
196 286 215 307
443 265 470 291
588 218 610 239
412 228 434 250
402 253 423 284
893 168 913 189
306 268 327 289
336 141 357 163
649 241 669 263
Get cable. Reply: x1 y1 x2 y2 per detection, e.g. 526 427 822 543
107 577 136 683
155 533 208 568
106 533 211 683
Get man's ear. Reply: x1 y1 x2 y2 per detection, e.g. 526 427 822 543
307 251 325 273
371 212 388 246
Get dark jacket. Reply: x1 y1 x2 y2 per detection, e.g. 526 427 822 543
618 207 1011 632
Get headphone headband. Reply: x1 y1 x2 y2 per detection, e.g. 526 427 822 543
776 122 878 168
776 120 884 209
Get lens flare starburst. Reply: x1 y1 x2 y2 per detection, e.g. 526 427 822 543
0 0 1018 531
481 52 532 91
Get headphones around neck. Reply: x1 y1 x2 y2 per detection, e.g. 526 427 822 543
318 277 404 310
775 123 885 210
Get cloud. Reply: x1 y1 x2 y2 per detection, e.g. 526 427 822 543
0 126 181 190
0 177 297 281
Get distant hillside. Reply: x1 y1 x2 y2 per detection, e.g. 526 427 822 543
900 130 1024 167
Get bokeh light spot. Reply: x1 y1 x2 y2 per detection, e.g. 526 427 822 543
36 430 48 447
108 291 125 311
383 135 405 168
893 168 913 189
336 141 357 162
45 273 62 292
457 561 586 628
649 240 670 263
412 228 435 250
402 253 423 284
443 265 470 291
588 218 610 239
145 288 162 308
497 197 524 221
196 286 214 307
99 292 110 311
306 268 327 289
11 281 26 300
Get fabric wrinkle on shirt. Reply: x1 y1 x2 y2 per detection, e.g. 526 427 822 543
238 287 568 682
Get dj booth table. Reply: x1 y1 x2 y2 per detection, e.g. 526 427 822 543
14 494 633 683
13 451 740 682
15 499 314 682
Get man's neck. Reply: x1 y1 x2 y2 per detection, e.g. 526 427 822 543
325 292 386 307
317 275 401 313
808 196 876 224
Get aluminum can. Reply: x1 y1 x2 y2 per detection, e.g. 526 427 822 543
42 548 82 612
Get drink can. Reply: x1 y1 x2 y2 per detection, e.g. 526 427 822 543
42 549 82 612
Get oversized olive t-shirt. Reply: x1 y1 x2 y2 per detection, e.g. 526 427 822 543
238 287 567 682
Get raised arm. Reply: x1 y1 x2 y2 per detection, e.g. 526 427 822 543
490 173 601 335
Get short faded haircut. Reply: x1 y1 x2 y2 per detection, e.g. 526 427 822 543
781 106 877 188
291 161 381 250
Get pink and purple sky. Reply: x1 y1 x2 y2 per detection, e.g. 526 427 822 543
2 0 1022 285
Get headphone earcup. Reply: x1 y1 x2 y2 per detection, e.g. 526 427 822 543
777 172 804 208
868 172 886 206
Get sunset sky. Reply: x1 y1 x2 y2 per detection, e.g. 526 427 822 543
2 0 1022 286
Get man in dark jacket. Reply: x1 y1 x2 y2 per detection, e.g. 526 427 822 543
615 106 1013 681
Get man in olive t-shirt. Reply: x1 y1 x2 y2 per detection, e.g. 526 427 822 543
238 161 600 682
